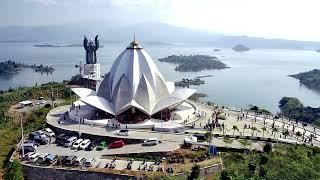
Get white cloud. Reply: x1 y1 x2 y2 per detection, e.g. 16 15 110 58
24 0 57 5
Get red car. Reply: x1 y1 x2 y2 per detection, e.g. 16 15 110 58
108 140 124 149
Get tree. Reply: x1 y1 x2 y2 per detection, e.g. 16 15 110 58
4 160 24 180
272 127 278 139
205 131 213 146
261 127 267 137
263 143 272 153
220 170 232 180
295 131 302 141
251 127 258 136
189 164 201 180
282 129 289 139
232 125 239 135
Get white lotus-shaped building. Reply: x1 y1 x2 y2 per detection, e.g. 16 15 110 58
72 41 196 122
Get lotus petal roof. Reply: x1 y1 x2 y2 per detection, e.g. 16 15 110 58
72 41 196 116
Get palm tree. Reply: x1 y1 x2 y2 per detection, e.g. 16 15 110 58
272 127 278 139
295 131 302 141
251 127 258 137
282 129 289 139
261 127 267 137
232 125 239 135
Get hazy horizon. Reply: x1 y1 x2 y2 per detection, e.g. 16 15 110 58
2 0 320 41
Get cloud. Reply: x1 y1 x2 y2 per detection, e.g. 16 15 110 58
24 0 57 5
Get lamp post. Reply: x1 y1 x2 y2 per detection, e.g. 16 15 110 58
20 116 25 158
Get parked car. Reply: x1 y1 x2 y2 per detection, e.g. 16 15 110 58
37 153 49 164
21 143 38 153
184 135 197 145
44 128 55 137
85 157 96 167
116 129 129 136
143 138 159 146
45 154 57 164
24 152 39 161
108 140 125 149
24 139 40 147
79 139 91 150
28 152 40 163
72 139 83 149
35 130 47 138
85 141 97 151
55 134 65 144
29 132 40 140
58 135 70 146
64 155 77 166
96 141 107 151
64 136 77 147
34 138 48 145
73 157 86 166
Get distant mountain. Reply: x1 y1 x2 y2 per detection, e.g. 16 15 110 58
1 22 320 50
232 44 250 52
213 35 320 50
0 22 220 43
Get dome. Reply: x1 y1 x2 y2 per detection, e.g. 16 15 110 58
72 40 195 117
97 41 172 114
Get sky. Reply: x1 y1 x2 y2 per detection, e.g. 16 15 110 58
1 0 320 41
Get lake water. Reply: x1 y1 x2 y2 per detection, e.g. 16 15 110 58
1 42 320 113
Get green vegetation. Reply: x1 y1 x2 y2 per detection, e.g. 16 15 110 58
189 164 201 180
3 160 23 180
279 97 320 125
158 55 229 72
0 82 71 175
248 105 272 115
290 69 320 88
0 60 54 75
221 144 320 179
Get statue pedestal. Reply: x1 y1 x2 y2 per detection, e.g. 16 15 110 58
83 64 101 80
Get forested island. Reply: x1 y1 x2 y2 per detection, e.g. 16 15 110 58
158 55 229 72
279 97 320 126
232 44 250 52
0 60 54 74
289 69 320 89
175 78 205 87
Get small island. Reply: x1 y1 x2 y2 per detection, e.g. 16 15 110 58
158 55 229 72
175 78 205 88
213 49 221 51
316 49 320 53
0 60 54 75
289 69 320 89
0 60 28 74
232 44 250 52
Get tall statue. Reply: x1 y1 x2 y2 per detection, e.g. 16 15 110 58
83 35 99 64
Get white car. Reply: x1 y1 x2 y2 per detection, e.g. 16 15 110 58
72 139 83 149
25 152 39 161
40 100 46 104
116 129 129 136
35 130 47 138
44 128 55 137
85 157 96 167
184 135 198 144
79 139 91 150
143 138 159 146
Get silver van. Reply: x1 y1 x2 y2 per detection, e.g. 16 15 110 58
64 136 77 147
